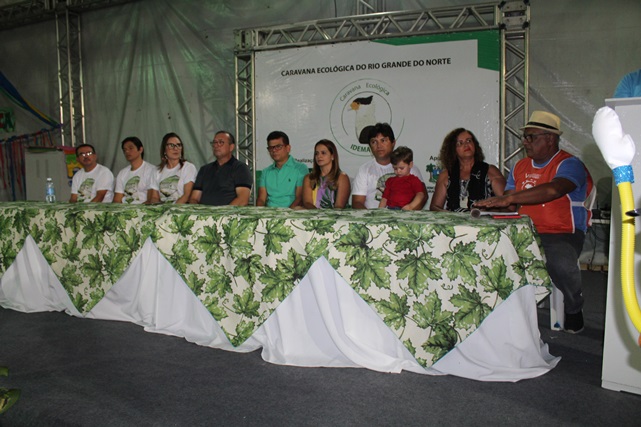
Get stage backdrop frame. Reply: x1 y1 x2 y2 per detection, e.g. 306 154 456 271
234 1 530 202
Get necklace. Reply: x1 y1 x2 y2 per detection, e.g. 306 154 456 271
460 179 469 207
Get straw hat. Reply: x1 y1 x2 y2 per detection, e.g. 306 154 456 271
521 111 563 136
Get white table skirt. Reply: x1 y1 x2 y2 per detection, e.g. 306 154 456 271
0 236 559 381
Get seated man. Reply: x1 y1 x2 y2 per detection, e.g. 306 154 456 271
474 111 593 334
256 130 309 208
189 131 252 206
69 144 114 203
352 123 426 209
113 136 155 204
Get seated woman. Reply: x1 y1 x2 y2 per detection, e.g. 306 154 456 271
302 139 351 209
147 132 197 204
430 128 506 212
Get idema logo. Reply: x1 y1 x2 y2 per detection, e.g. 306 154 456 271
329 78 405 156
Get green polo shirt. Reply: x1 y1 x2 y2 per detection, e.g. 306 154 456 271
258 156 309 207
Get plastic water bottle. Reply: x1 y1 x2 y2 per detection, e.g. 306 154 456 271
45 178 56 203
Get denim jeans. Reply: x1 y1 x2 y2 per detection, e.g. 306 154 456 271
539 231 586 314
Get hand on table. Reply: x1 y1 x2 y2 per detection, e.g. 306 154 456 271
473 195 512 210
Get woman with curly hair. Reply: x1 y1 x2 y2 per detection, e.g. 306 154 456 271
429 128 505 211
302 139 351 209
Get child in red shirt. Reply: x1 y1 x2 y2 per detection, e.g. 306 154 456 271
379 146 427 210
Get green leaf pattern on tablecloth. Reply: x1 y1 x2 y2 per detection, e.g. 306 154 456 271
0 203 150 313
0 203 551 368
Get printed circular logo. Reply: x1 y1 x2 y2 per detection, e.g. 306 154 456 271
329 78 405 156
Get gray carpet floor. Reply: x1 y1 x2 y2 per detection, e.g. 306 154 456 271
1 270 640 426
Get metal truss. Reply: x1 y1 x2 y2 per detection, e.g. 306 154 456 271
235 1 530 182
2 0 137 148
234 51 254 174
236 3 502 52
499 0 529 174
0 0 52 29
0 0 136 30
55 7 85 146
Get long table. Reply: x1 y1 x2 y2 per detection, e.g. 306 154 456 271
0 202 559 381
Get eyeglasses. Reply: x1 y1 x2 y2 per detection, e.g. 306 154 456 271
456 138 474 147
77 151 94 157
167 143 183 149
211 140 227 147
267 144 285 152
521 133 550 143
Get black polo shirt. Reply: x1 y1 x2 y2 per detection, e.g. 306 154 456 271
193 156 252 206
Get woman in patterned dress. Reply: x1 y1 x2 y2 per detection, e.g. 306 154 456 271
429 128 506 212
302 139 351 209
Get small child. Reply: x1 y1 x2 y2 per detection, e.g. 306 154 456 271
379 146 426 210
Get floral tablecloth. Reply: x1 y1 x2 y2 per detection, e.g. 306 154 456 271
0 202 550 368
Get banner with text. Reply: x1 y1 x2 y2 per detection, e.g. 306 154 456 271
255 31 500 193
